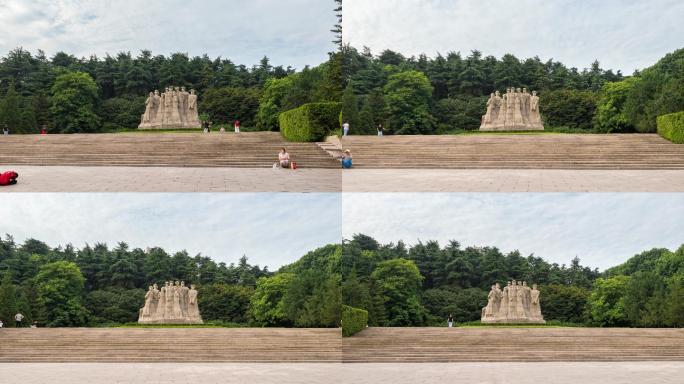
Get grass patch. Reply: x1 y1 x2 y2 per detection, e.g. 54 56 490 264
452 320 584 328
445 127 598 135
115 126 263 134
116 320 249 328
439 126 660 135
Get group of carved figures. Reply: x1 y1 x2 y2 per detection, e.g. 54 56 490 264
481 281 545 324
138 281 203 324
480 88 544 131
139 87 201 129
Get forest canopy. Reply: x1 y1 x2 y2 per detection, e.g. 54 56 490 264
2 234 682 329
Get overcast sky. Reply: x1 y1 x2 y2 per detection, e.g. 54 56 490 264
1 193 341 269
0 0 336 69
344 0 684 74
342 193 684 271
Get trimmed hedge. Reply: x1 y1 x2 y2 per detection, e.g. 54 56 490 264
657 111 684 144
341 305 368 337
279 102 341 142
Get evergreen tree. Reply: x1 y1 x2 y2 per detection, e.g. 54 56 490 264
340 81 360 130
0 271 18 325
0 82 22 132
50 72 101 133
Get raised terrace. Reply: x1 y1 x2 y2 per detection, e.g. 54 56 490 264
0 328 341 363
342 328 684 363
341 134 684 169
0 132 340 169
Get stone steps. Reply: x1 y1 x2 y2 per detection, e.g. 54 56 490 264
342 328 684 363
4 327 683 363
341 134 684 169
0 328 341 363
0 132 341 169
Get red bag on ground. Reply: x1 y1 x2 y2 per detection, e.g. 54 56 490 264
0 171 19 186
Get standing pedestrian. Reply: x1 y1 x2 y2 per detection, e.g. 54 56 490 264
15 312 24 328
342 121 350 136
234 120 241 133
447 313 454 328
377 124 384 136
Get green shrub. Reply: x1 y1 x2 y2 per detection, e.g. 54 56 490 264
541 89 598 130
99 96 145 130
657 111 684 144
342 305 368 337
624 48 684 133
433 96 488 132
202 87 261 127
279 102 341 142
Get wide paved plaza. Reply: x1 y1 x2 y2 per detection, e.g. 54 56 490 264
0 166 342 192
1 363 682 384
3 166 684 192
343 169 684 192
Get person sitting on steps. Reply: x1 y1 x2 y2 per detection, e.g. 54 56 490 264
278 148 291 168
341 150 353 169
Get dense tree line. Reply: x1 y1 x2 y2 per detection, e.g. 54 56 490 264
342 234 684 328
3 233 681 329
0 235 339 328
0 48 342 133
340 46 684 134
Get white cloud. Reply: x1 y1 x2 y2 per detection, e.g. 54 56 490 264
1 193 342 269
342 193 684 271
343 0 684 74
0 0 336 69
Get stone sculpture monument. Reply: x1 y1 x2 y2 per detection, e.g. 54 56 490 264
481 280 545 324
138 87 201 129
480 88 544 131
138 281 203 324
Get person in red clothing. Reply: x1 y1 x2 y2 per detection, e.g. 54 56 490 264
0 171 19 186
234 120 240 133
